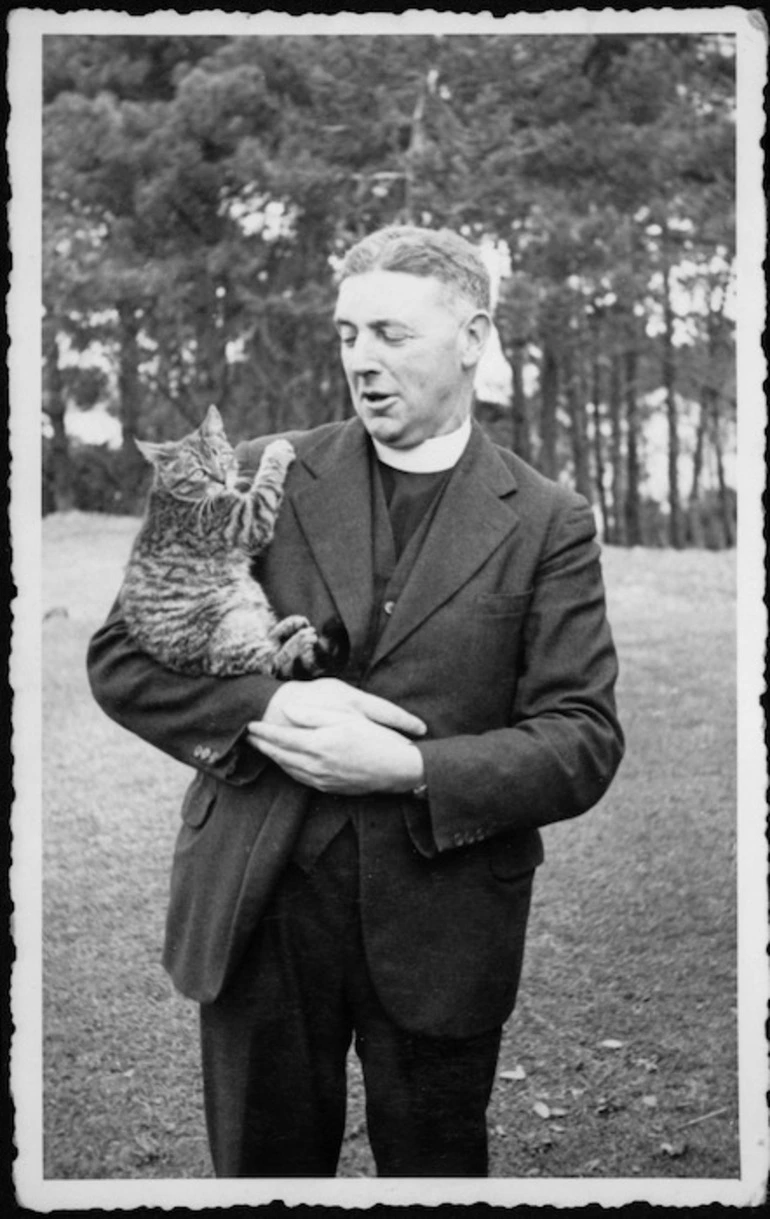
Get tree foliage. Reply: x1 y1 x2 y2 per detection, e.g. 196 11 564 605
43 32 736 544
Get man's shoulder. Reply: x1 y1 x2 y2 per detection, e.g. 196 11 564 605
489 438 588 514
236 419 351 469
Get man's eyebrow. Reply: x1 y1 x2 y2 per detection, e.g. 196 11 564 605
334 316 410 330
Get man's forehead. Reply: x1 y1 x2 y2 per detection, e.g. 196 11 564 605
334 270 453 320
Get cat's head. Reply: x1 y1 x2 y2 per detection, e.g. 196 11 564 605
135 405 239 501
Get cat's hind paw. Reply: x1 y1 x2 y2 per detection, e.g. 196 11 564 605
271 613 311 644
271 624 322 679
269 615 349 680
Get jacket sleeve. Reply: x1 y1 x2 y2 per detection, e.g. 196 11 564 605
87 600 282 785
412 499 624 854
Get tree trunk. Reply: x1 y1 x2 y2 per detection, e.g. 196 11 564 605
197 275 230 414
590 351 610 543
710 398 734 548
539 340 558 481
117 303 148 512
704 300 734 549
43 325 75 512
623 346 642 547
563 346 592 501
199 329 230 417
687 399 707 547
688 400 706 501
662 263 683 548
608 352 626 546
118 305 141 445
510 342 531 463
402 71 431 224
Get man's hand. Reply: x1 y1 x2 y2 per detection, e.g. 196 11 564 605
246 678 427 795
258 678 426 734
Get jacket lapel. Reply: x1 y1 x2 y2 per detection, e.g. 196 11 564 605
286 418 520 670
369 423 520 668
288 418 376 659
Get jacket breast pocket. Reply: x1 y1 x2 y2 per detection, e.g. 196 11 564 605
476 591 533 619
180 771 217 829
473 590 533 677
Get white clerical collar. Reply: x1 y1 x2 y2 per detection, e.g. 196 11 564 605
372 417 472 473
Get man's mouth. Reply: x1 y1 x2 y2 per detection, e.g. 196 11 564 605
360 390 396 409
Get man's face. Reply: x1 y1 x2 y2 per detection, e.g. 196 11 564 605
334 270 484 450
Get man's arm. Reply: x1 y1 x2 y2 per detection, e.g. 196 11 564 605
88 603 427 785
414 500 624 852
87 600 282 784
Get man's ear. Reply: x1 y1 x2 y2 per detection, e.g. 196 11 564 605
460 311 492 370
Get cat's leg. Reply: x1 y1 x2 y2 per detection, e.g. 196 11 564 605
203 605 295 677
247 440 295 551
203 608 322 678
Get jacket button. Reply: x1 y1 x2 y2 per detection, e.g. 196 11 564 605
383 600 395 615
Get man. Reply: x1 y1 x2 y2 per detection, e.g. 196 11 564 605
88 225 624 1178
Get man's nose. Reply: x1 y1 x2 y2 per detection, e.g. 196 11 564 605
347 332 381 375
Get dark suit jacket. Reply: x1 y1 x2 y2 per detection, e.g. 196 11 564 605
87 418 624 1037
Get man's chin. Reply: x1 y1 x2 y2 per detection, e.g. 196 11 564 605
362 416 409 448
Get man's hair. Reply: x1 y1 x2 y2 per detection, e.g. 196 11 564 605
338 225 491 312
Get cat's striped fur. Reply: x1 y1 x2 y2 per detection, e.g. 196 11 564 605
119 405 334 679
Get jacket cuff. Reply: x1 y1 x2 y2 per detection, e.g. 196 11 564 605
400 741 439 858
187 677 282 785
412 736 499 853
195 730 269 786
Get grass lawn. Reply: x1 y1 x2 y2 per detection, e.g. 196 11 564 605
38 512 739 1181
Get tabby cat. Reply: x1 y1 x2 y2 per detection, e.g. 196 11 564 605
119 405 340 679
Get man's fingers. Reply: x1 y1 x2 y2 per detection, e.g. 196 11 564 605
275 704 343 730
262 679 426 737
247 725 308 771
351 691 427 736
248 722 304 750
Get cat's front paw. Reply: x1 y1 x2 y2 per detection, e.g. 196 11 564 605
262 438 296 473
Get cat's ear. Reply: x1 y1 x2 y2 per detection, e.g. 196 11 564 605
135 438 171 467
200 404 225 438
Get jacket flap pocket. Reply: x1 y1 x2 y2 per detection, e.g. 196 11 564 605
477 591 533 618
488 830 544 880
180 772 217 828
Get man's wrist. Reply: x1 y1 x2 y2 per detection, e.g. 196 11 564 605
399 743 426 796
262 681 297 726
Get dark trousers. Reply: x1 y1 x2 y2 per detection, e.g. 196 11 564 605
199 825 503 1177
